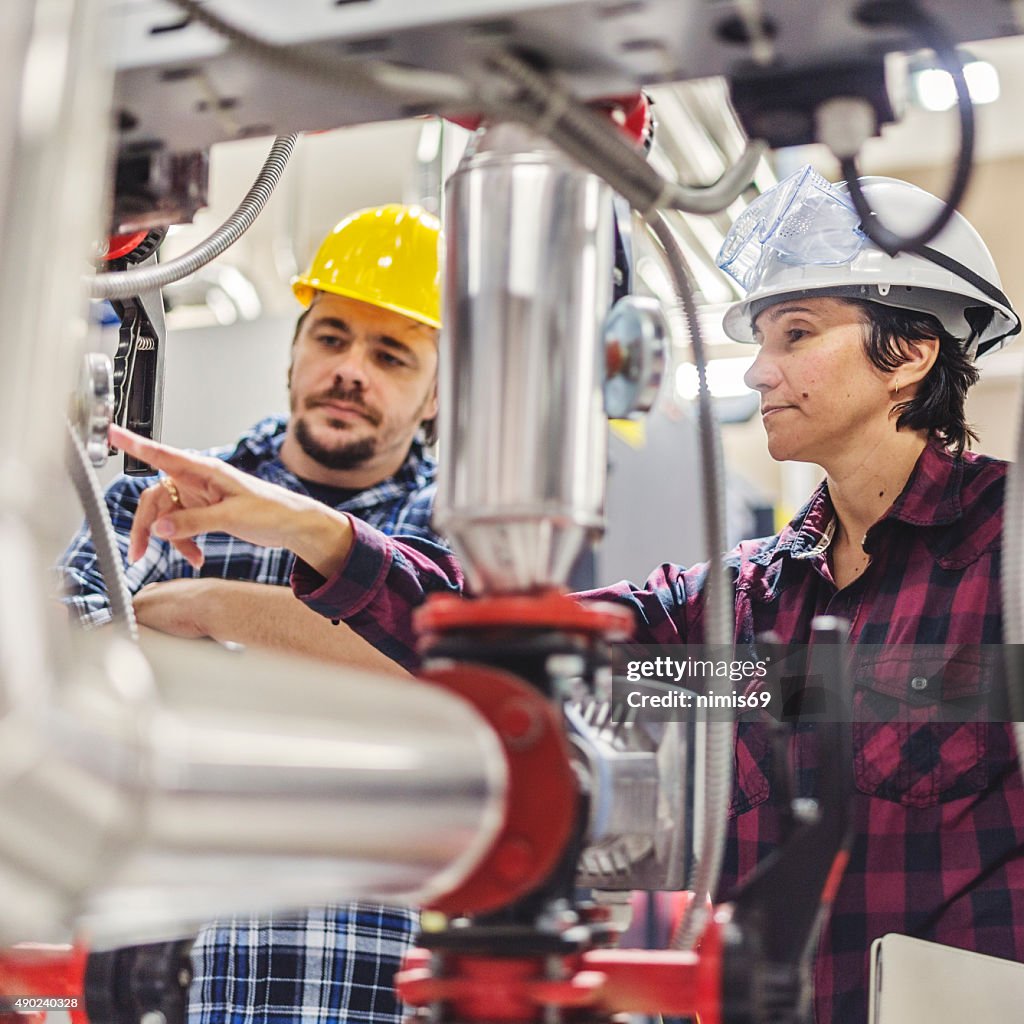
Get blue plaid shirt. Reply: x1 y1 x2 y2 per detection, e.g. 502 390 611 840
59 415 437 1024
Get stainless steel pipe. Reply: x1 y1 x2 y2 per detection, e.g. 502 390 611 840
0 0 520 952
437 122 614 594
1 636 506 947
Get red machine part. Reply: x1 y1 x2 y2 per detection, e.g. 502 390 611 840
447 92 652 146
0 944 88 1024
594 92 653 146
420 661 581 917
397 907 726 1024
415 591 633 639
100 231 151 262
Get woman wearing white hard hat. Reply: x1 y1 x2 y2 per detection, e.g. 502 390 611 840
107 168 1024 1024
647 166 1021 1023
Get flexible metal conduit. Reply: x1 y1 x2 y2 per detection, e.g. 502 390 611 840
89 134 298 300
483 51 764 218
64 421 137 639
649 213 735 951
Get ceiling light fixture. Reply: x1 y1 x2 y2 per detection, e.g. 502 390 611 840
911 57 1000 113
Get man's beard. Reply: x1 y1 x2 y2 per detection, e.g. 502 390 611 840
293 416 378 470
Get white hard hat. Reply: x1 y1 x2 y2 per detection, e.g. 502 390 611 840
718 168 1019 358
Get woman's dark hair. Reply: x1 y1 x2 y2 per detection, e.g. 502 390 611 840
844 299 980 455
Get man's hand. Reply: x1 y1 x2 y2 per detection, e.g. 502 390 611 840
110 424 354 578
133 578 217 638
133 578 411 676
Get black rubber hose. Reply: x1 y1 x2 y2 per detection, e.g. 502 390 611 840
840 3 974 255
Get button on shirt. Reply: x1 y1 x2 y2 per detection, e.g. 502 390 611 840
292 440 1024 1024
60 415 438 1024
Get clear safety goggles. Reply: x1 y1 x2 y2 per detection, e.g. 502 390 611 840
717 166 866 291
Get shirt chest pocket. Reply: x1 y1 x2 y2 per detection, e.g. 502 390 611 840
729 715 774 817
851 647 1002 808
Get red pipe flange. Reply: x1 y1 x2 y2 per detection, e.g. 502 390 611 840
415 590 633 640
420 662 580 917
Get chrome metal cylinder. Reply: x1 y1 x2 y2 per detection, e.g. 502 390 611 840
437 122 614 594
0 0 109 461
0 636 507 947
0 0 122 944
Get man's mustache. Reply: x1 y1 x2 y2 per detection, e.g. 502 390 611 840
305 385 382 426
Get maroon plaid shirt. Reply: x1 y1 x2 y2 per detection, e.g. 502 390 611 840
294 440 1024 1024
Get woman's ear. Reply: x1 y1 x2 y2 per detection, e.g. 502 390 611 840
894 335 940 391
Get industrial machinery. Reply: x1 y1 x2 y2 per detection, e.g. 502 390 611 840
2 1 1024 1022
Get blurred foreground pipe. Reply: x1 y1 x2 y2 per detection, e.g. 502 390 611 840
0 635 506 947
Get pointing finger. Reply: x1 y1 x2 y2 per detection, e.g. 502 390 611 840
110 424 230 493
111 424 185 474
168 535 205 570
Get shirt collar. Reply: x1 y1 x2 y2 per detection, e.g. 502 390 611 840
751 439 963 568
879 438 963 527
753 482 835 566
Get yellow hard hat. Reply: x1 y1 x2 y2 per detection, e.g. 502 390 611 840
291 204 442 329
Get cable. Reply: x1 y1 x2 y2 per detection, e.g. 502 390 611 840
648 213 735 950
479 51 764 218
160 7 757 217
164 0 470 107
836 4 974 256
89 134 298 300
93 0 478 302
64 420 139 640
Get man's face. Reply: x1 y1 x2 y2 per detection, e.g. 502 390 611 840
744 297 892 466
287 291 438 474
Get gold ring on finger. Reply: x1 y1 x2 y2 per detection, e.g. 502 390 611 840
160 476 182 508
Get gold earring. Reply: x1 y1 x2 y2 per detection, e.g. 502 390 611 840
894 379 900 397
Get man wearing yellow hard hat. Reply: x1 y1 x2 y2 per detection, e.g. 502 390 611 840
288 203 442 472
59 204 443 1024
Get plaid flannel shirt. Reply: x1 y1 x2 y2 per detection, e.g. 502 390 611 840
59 415 437 1024
61 415 438 627
292 440 1024 1024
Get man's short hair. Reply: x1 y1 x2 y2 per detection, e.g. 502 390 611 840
845 299 980 455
